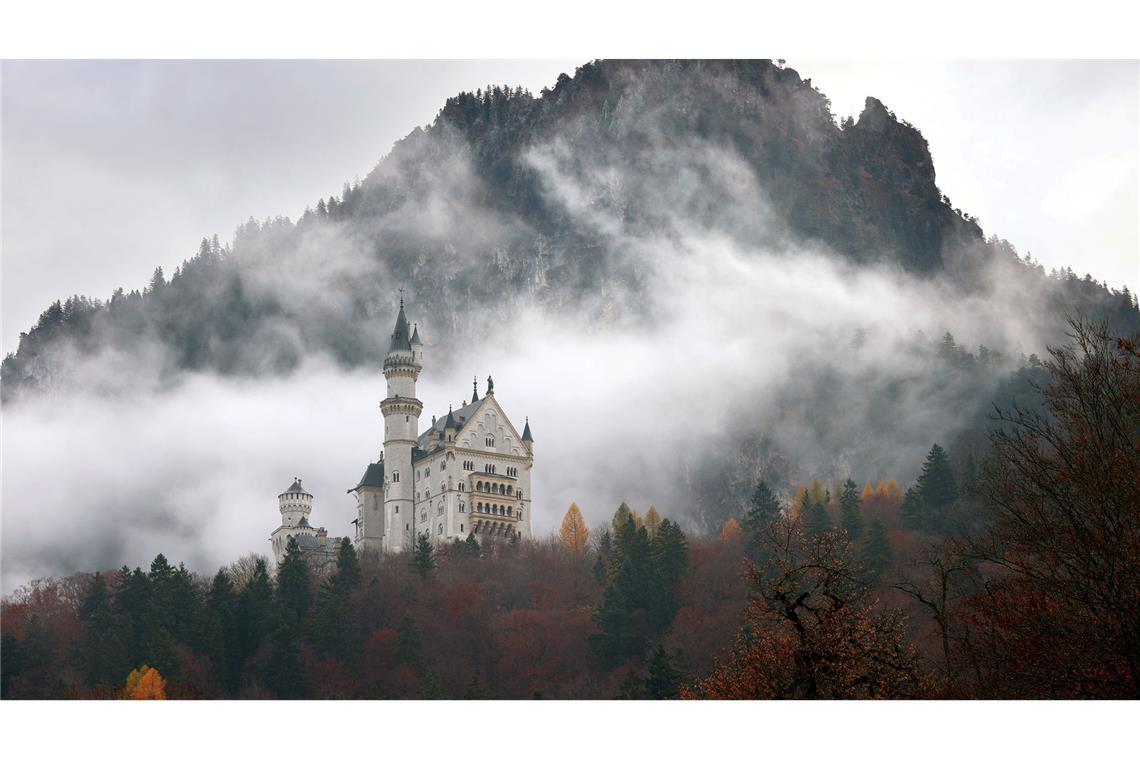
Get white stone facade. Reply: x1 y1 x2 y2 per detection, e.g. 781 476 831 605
351 300 534 554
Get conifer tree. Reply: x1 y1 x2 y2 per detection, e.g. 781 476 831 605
276 536 311 632
463 531 481 557
804 498 832 537
559 502 590 554
411 533 436 579
206 569 241 694
744 479 782 531
313 540 363 663
839 479 864 539
915 444 957 532
237 557 274 664
645 645 683 699
862 518 893 584
77 572 129 686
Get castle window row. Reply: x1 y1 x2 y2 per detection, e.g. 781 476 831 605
475 481 514 495
476 502 514 517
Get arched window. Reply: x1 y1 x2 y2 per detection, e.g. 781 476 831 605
486 436 495 448
459 482 465 492
438 523 443 535
440 460 446 471
393 471 399 483
519 508 524 520
459 503 465 513
507 485 513 495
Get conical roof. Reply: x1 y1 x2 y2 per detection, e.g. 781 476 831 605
284 478 309 494
411 324 422 346
522 417 533 442
388 300 412 352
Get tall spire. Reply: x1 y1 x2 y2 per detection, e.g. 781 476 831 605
471 376 479 403
522 416 533 442
445 404 457 429
410 323 422 346
388 298 412 352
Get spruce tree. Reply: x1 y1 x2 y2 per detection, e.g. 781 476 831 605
915 443 957 531
839 479 864 539
744 479 781 532
645 645 683 699
77 572 129 687
276 536 311 632
237 558 274 665
862 518 893 584
312 540 363 664
206 569 241 694
411 533 436 579
805 499 832 537
463 531 481 557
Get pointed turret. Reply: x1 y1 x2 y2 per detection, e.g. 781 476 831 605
388 299 412 353
471 376 479 403
522 417 533 443
410 322 424 367
445 405 457 430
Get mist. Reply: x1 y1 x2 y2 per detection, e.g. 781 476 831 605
2 62 1083 594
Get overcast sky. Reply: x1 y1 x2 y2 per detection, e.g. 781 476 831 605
2 59 1137 351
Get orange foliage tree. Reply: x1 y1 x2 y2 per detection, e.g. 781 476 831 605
719 518 742 542
124 665 167 700
685 521 923 699
558 503 591 555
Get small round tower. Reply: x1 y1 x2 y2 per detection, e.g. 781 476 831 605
278 477 314 528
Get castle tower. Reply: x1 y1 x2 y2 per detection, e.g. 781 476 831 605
379 298 423 551
270 478 318 564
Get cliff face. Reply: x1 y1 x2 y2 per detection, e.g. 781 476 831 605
2 60 1134 402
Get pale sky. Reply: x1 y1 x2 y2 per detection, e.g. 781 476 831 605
2 60 1137 352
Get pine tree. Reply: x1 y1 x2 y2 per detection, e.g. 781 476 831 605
612 502 634 533
645 645 683 699
805 499 832 537
862 518 893 584
206 569 241 694
77 572 129 686
237 557 274 664
559 502 591 554
334 538 361 591
744 479 781 531
411 533 436 579
463 531 481 557
312 540 363 664
839 479 864 539
914 443 958 531
276 536 311 632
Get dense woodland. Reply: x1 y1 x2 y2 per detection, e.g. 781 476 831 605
4 320 1137 699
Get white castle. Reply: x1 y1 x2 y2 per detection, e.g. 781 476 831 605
270 298 534 565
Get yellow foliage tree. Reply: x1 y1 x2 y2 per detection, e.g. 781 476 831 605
861 483 877 504
124 665 167 700
644 506 663 538
809 480 827 505
720 517 742 542
559 502 590 554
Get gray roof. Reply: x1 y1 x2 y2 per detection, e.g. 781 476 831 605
284 478 309 494
410 324 422 345
352 461 385 491
388 302 412 352
522 417 533 442
417 396 484 448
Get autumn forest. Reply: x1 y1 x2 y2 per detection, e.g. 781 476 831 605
3 320 1137 700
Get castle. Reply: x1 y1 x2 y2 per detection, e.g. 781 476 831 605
270 299 534 565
